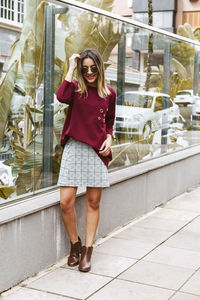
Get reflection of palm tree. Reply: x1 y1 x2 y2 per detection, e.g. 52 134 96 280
0 0 122 197
145 0 153 93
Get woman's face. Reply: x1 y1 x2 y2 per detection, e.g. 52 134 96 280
82 57 98 87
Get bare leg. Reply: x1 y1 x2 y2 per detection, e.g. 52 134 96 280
85 187 102 247
60 186 78 243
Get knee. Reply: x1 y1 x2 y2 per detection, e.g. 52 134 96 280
60 197 74 213
87 197 100 210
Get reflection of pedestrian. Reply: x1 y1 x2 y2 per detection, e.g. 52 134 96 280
57 48 116 272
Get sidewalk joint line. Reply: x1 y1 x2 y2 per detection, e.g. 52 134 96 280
168 266 200 299
22 286 82 300
84 211 200 299
2 190 200 299
117 277 176 292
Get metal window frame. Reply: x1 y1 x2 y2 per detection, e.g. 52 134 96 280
42 6 68 188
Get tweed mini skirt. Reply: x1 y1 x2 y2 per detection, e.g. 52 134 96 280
57 137 109 187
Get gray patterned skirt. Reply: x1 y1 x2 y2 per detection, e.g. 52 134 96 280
57 137 109 187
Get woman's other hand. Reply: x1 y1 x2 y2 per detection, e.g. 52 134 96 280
99 134 112 157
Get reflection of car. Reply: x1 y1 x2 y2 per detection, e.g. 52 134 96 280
173 90 200 128
192 98 200 128
0 162 14 186
114 91 180 138
174 90 199 106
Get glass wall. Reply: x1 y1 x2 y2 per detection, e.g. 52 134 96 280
0 0 200 204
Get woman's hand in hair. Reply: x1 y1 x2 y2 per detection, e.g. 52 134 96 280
99 134 112 157
69 53 80 71
65 54 80 82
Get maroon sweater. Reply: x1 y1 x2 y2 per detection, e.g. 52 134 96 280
56 80 116 167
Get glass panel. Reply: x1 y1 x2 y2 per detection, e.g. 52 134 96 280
0 0 37 204
109 21 200 170
0 0 200 205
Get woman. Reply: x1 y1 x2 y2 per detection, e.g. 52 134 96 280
57 48 116 272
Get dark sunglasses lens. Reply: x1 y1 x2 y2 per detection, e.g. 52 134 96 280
81 67 88 74
91 66 98 73
81 66 98 74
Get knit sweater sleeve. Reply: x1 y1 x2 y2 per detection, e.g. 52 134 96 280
56 80 77 104
106 89 116 136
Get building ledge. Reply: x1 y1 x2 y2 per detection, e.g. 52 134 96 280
0 20 22 32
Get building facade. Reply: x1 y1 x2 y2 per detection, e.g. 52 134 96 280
132 0 177 32
113 0 133 17
176 0 200 28
132 0 200 32
0 0 25 76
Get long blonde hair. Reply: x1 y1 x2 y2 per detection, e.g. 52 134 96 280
77 48 110 98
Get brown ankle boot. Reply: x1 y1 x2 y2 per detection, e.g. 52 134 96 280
68 236 82 267
79 246 93 272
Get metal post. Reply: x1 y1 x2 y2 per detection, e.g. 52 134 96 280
42 6 55 188
193 49 199 96
42 6 68 188
117 29 126 105
163 42 171 96
191 48 200 129
116 29 126 142
161 41 171 153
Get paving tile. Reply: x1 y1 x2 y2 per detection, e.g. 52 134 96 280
164 230 200 252
170 292 200 300
181 270 200 296
114 225 173 244
133 215 187 232
91 252 136 277
166 197 200 213
87 278 174 300
188 187 200 194
173 192 200 202
118 260 194 290
63 252 136 278
0 287 73 300
144 245 200 269
152 207 199 221
182 217 200 234
180 192 200 201
95 237 156 259
27 268 111 299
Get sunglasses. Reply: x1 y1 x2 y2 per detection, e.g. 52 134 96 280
81 65 98 74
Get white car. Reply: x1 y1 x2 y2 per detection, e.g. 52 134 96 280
174 90 200 106
114 91 180 138
192 98 200 128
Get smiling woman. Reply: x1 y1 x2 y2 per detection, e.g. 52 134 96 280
81 58 98 86
76 48 111 98
56 48 116 273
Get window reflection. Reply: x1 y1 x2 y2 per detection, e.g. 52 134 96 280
0 0 199 203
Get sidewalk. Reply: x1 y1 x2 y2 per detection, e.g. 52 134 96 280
1 186 200 300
